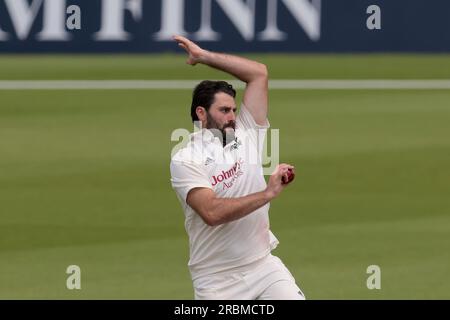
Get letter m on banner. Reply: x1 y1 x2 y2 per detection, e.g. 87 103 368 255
0 0 71 41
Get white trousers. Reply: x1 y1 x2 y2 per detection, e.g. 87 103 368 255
193 254 305 300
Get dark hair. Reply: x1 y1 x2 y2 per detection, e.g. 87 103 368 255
191 80 236 122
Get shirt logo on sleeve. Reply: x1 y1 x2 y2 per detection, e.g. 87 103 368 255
204 157 215 166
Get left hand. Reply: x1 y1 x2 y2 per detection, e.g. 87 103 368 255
173 35 207 66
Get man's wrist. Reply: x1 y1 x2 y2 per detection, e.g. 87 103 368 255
198 50 212 64
263 189 275 202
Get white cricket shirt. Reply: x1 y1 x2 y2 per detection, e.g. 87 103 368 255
170 103 279 280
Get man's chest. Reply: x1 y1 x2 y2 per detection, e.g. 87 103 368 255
201 139 262 195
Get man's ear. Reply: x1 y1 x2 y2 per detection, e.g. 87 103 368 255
196 106 207 122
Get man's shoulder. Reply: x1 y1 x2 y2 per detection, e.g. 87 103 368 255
171 145 195 163
237 103 270 131
171 137 204 166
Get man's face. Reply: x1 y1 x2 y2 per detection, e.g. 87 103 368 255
205 92 237 144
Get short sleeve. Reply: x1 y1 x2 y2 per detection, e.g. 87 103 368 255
237 103 270 131
170 159 213 203
236 103 270 155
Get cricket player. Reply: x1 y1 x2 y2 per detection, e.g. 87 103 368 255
170 35 305 300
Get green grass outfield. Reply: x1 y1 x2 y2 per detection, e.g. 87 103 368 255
0 55 449 299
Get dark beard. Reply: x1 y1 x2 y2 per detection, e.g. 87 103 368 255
206 112 236 147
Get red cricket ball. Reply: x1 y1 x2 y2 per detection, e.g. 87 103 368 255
282 168 295 185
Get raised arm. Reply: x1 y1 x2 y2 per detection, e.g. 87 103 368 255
174 35 268 126
187 164 294 226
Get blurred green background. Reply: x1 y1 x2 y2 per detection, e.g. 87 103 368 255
0 55 449 299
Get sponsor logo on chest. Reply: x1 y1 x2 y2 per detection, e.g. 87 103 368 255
211 158 244 190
